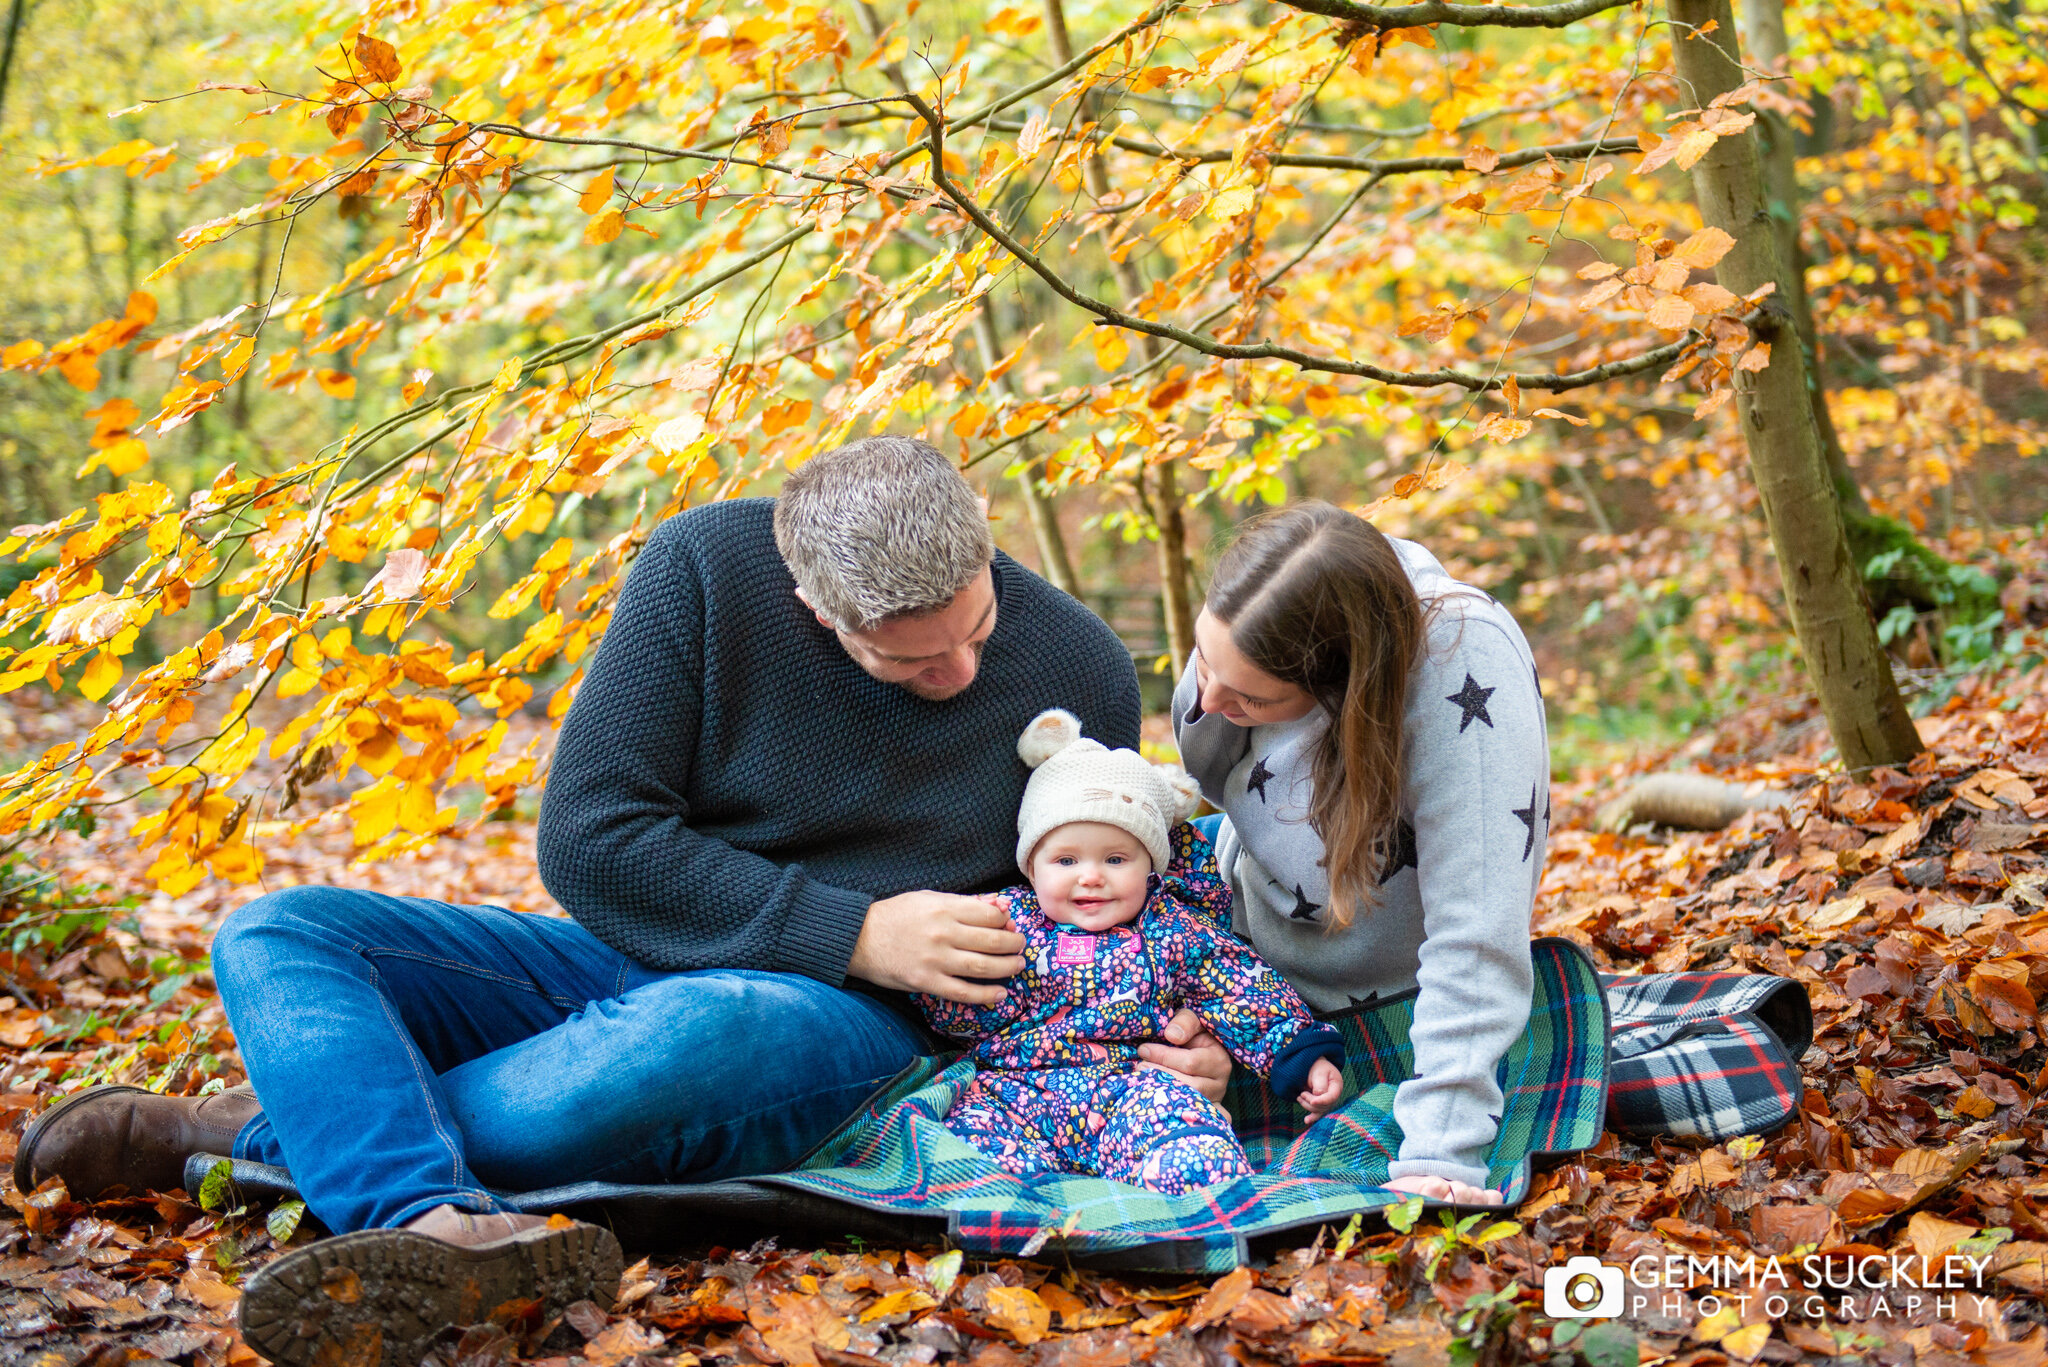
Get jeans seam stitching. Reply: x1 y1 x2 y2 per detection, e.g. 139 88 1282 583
366 961 485 1209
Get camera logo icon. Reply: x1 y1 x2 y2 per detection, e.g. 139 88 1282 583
1544 1256 1623 1318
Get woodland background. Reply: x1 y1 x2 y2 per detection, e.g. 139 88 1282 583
2 0 2048 1364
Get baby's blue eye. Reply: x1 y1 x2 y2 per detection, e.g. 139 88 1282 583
1055 856 1076 866
1107 855 1127 865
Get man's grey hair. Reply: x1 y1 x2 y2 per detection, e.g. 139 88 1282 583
773 436 994 632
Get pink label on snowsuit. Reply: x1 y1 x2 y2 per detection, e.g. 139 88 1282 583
1052 935 1095 965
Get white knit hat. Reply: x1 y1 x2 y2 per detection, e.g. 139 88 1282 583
1015 708 1201 875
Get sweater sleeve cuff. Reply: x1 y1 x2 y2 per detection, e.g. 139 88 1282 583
1268 1024 1344 1099
1386 1157 1494 1190
775 880 874 985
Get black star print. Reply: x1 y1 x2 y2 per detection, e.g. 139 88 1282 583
1488 1113 1501 1128
1348 990 1381 1008
1446 674 1496 732
1377 818 1418 886
1246 755 1275 802
1287 884 1322 921
1512 782 1540 861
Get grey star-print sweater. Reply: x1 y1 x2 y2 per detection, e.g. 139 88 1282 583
1172 537 1548 1189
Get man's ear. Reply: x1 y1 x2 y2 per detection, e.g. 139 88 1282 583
792 585 839 634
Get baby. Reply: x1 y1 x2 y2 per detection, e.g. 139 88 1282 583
915 709 1345 1194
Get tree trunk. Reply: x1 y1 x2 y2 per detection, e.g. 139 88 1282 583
1043 0 1195 673
1738 0 1866 514
970 311 1080 595
1669 0 1923 769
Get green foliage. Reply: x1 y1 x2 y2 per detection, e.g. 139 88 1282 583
197 1157 234 1212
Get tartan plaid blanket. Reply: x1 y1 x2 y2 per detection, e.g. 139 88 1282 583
1600 969 1812 1141
747 935 1609 1271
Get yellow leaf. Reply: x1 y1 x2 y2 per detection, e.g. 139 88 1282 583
94 139 154 168
350 780 402 846
316 369 357 400
1207 186 1255 220
1092 328 1130 371
82 436 150 477
578 166 616 215
492 357 523 392
221 336 256 381
3 339 43 367
533 536 573 574
860 1289 936 1322
78 650 122 701
207 841 265 883
585 208 625 244
983 1287 1050 1345
1720 1323 1772 1361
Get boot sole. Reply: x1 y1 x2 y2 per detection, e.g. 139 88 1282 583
237 1219 623 1367
11 1084 153 1197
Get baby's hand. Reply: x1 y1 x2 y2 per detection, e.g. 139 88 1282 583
1298 1057 1344 1119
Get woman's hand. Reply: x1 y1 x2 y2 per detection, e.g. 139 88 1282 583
1381 1173 1503 1206
1298 1057 1344 1119
1137 1009 1232 1103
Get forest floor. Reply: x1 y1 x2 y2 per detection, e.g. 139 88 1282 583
4 643 2048 1367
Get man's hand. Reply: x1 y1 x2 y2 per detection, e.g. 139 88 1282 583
1136 1008 1232 1103
1298 1057 1344 1119
1382 1173 1503 1205
848 891 1026 1003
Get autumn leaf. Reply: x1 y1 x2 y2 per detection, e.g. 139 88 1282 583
1647 294 1697 331
1673 226 1737 269
1736 342 1772 372
354 31 402 85
585 208 625 244
1092 327 1130 371
1462 142 1500 174
982 1286 1050 1344
314 369 356 400
578 167 616 214
1474 412 1532 442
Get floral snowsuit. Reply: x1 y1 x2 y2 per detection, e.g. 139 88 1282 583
916 826 1343 1194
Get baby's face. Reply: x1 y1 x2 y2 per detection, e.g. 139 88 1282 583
1027 821 1152 932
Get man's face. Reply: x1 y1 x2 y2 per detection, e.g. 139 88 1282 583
815 567 998 701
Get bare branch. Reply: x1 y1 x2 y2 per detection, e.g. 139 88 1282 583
1275 0 1636 28
991 120 1638 174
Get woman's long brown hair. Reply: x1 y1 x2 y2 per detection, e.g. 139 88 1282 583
1205 502 1425 928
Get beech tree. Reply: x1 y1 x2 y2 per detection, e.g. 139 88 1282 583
3 0 2038 889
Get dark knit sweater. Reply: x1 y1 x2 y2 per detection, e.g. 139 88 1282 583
536 498 1143 989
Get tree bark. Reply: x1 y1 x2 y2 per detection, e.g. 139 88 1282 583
1738 0 1866 514
971 310 1080 594
1669 0 1923 769
1043 0 1195 673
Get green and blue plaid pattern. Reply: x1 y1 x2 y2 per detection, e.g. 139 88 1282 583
759 936 1609 1271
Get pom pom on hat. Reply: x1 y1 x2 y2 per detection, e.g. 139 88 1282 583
1014 707 1200 875
1018 708 1085 768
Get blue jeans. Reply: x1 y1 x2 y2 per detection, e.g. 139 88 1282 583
1193 812 1225 848
211 887 929 1233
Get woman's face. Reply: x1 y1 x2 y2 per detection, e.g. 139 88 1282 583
1192 608 1318 726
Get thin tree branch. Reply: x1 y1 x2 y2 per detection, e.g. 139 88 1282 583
904 91 1688 392
1274 0 1636 28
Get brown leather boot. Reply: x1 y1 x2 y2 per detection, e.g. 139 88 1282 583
12 1084 262 1199
238 1204 623 1367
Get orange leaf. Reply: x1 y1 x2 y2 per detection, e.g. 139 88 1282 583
1672 226 1737 270
578 166 616 215
1462 142 1500 174
585 208 625 245
1737 342 1772 372
1647 294 1697 331
354 31 402 84
1532 407 1590 426
315 369 357 399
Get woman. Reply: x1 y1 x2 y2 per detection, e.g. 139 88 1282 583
1169 501 1548 1206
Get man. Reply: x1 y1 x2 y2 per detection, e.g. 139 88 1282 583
16 437 1193 1367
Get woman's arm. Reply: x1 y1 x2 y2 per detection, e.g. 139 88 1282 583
1387 606 1544 1191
